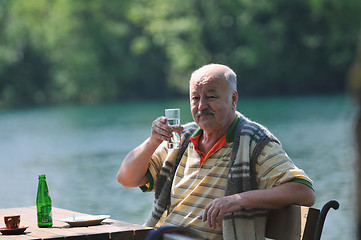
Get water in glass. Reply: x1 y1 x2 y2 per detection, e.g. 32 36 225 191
165 109 180 149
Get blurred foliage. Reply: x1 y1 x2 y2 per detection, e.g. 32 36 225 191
349 33 361 102
0 0 361 106
348 30 361 240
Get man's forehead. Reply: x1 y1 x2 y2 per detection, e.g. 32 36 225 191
190 77 226 93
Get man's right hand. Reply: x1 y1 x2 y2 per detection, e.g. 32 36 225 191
150 116 183 146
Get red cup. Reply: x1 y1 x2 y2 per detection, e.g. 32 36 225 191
4 215 20 229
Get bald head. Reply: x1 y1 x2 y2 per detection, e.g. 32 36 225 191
190 64 237 94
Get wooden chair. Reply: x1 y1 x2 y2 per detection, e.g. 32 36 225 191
266 200 340 240
147 200 339 240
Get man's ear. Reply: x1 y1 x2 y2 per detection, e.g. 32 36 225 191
232 91 238 109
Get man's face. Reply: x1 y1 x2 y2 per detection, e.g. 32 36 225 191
190 75 237 134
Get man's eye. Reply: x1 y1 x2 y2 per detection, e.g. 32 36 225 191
192 96 199 100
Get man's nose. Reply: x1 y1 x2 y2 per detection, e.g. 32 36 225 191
198 97 208 110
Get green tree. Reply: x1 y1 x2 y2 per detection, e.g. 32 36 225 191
0 0 171 105
191 0 361 95
0 0 360 106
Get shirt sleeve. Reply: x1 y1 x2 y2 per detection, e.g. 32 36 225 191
256 141 313 190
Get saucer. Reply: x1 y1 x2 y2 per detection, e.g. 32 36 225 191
61 215 110 227
0 226 28 235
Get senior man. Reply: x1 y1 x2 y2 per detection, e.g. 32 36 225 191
117 64 315 240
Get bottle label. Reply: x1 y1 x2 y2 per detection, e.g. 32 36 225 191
40 206 53 223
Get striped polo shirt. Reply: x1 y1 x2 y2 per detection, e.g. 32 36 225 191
146 118 313 240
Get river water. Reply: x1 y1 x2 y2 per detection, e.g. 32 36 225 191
0 94 357 239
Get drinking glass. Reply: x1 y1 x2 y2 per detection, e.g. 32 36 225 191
165 108 180 149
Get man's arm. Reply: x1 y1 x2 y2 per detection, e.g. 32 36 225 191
116 137 160 187
202 182 315 229
116 116 183 187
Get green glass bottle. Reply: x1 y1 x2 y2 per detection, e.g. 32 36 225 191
36 174 53 228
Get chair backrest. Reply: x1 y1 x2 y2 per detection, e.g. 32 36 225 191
265 200 339 240
266 205 320 240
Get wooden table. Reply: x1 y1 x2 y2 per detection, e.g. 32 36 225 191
0 206 152 240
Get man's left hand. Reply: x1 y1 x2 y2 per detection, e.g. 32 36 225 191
202 194 244 229
202 182 315 229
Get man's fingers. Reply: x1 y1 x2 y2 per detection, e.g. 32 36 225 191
202 204 210 222
217 210 226 227
151 117 173 140
153 125 171 139
208 206 219 229
203 201 222 229
203 198 235 229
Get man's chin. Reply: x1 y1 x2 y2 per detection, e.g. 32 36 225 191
196 117 216 129
196 115 211 122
